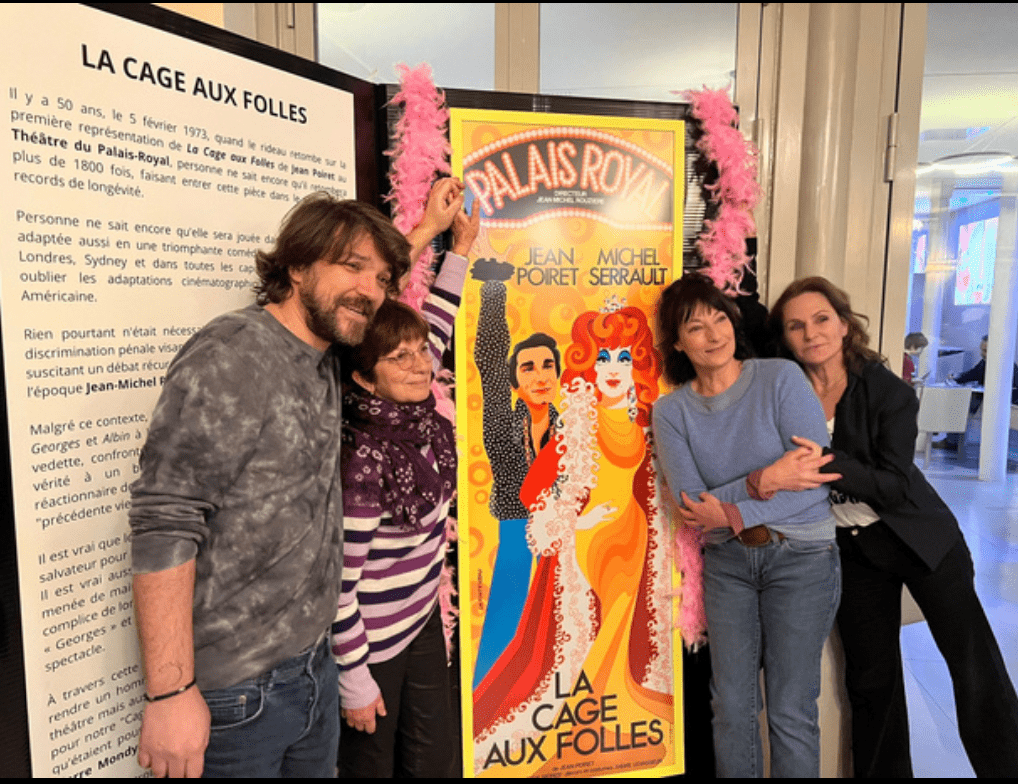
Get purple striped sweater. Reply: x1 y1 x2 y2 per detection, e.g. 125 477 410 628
331 253 464 710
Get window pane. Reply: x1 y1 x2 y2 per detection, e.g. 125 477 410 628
317 3 495 90
540 3 738 102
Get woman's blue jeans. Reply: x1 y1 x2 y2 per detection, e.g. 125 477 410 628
703 535 841 778
202 635 339 778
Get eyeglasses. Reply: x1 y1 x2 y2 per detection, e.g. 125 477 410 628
379 344 432 371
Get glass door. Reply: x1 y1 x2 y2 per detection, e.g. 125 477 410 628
902 4 1018 478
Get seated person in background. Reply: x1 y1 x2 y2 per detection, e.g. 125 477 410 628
902 331 927 385
940 334 1018 449
948 334 1018 404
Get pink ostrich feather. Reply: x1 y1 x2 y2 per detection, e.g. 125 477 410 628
661 485 708 649
385 63 460 656
683 86 761 295
387 63 452 312
673 525 707 649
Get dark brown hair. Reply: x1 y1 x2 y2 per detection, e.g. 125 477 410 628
768 276 885 373
904 332 928 351
347 299 430 382
656 273 750 385
254 193 411 305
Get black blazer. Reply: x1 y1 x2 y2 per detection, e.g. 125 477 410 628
823 362 960 569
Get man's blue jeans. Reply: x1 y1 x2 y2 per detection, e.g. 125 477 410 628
202 635 339 777
703 535 841 778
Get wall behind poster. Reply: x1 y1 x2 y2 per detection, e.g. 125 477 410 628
452 108 685 778
0 5 361 776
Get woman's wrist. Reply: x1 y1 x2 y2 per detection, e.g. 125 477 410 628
748 467 776 500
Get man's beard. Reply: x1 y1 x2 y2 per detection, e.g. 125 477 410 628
299 280 375 347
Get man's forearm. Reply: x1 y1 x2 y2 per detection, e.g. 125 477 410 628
133 559 197 695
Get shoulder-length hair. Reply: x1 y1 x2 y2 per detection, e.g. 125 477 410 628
254 193 410 305
656 273 751 386
768 276 885 373
561 306 661 426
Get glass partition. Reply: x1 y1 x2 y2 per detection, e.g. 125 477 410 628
906 4 1018 474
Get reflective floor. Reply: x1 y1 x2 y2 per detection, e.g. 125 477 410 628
903 434 1018 777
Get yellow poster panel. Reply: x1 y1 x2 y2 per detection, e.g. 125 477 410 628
452 108 685 779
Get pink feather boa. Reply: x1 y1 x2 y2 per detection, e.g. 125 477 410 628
385 63 459 657
684 86 761 294
387 63 452 312
662 487 708 650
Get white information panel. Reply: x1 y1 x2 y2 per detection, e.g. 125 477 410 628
0 5 356 776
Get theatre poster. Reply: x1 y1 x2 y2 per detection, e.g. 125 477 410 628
451 108 685 778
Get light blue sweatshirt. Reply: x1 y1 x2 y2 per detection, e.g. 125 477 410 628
652 358 835 543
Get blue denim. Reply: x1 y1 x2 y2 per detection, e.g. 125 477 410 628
202 635 339 778
703 535 841 778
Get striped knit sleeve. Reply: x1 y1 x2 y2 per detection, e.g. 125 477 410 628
422 252 467 368
331 496 383 710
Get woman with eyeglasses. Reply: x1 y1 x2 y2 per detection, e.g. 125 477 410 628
330 190 478 777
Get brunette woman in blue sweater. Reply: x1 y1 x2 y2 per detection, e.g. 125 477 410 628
652 274 842 778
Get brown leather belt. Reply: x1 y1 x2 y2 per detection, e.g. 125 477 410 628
737 524 785 547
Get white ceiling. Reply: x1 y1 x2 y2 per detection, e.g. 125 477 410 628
918 3 1018 163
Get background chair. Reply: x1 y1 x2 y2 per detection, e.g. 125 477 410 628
916 386 973 466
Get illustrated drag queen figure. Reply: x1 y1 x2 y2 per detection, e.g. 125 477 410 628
472 301 673 777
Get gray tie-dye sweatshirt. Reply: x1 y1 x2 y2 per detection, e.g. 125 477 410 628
130 304 343 691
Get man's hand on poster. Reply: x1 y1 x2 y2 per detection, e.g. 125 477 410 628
470 258 514 282
577 501 616 530
452 197 481 256
137 684 210 778
343 692 387 735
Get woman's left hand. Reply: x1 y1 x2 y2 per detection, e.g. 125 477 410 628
679 491 728 531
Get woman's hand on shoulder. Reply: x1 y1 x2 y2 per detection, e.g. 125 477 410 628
758 437 841 495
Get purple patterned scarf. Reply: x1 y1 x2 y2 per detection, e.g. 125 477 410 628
341 384 456 530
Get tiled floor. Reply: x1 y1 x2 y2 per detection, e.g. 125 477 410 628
902 430 1018 777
